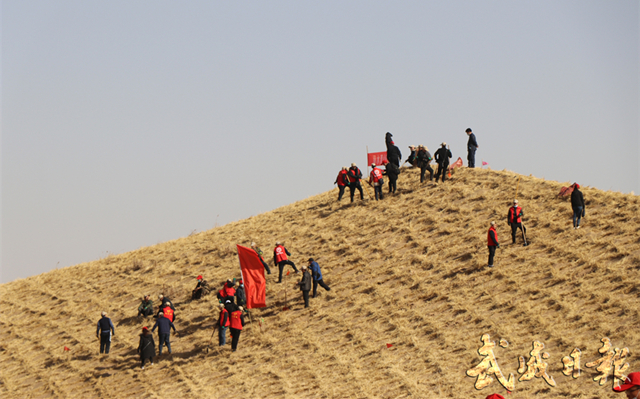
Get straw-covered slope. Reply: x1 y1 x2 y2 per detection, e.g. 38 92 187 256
1 167 639 399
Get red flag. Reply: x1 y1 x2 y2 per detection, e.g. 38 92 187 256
482 161 488 166
63 346 70 352
286 270 290 276
367 151 388 166
449 157 463 170
236 245 267 309
386 343 393 348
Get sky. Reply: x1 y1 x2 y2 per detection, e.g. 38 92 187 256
2 1 638 283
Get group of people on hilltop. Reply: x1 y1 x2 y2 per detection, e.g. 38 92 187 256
334 129 478 202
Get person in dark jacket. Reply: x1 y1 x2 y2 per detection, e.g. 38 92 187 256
334 166 350 201
571 183 586 229
347 163 364 202
507 200 527 245
235 280 247 308
434 142 452 183
250 242 271 274
137 295 153 317
151 312 177 355
405 145 417 167
96 311 115 354
382 160 400 194
229 306 246 352
223 296 238 315
416 145 434 183
487 221 499 268
137 326 155 369
217 303 230 346
191 275 207 300
385 132 402 167
158 294 175 310
274 242 298 283
297 266 312 308
466 128 479 168
308 258 330 298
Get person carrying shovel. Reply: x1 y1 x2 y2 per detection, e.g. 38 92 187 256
507 200 528 246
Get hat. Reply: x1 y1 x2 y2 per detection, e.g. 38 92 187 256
218 303 224 309
614 372 640 392
575 183 580 189
251 242 256 247
441 142 447 146
158 312 164 316
485 395 504 399
342 166 347 170
308 258 314 262
371 163 376 167
101 311 107 317
276 241 281 245
197 275 203 280
490 221 496 226
238 306 244 311
351 163 356 167
158 294 164 299
238 279 243 284
142 326 148 331
301 266 307 270
513 199 519 204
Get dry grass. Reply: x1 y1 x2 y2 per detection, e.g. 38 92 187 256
1 167 639 398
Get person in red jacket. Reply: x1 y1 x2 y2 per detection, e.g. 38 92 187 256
507 200 527 245
369 163 384 201
217 279 236 301
347 163 364 203
487 221 499 268
229 306 246 352
334 166 349 201
217 303 230 346
274 242 298 283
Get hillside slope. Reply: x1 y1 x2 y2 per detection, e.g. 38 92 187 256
1 167 639 399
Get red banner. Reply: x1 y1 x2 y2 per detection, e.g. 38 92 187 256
449 157 463 170
236 245 266 309
367 151 388 166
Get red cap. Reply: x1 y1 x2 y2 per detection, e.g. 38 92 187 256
382 160 389 165
575 183 580 189
142 326 148 331
239 279 243 284
614 372 640 392
197 275 203 280
486 395 505 399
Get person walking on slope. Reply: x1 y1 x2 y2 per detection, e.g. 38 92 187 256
416 145 434 183
308 258 330 298
192 275 207 300
297 266 312 308
151 311 177 355
369 163 384 201
137 326 155 369
434 142 452 183
250 242 272 275
508 200 527 245
382 160 399 194
96 311 115 354
137 295 153 318
385 132 402 167
347 163 364 202
274 242 299 283
217 303 230 346
487 221 499 268
405 145 417 167
466 128 479 168
334 167 350 201
158 300 175 322
571 183 586 229
229 306 245 352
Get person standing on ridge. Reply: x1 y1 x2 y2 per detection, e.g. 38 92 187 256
385 132 402 167
487 221 499 268
217 303 230 346
347 163 364 202
308 258 330 298
334 166 350 201
382 160 399 194
369 163 384 201
416 145 433 183
297 265 312 308
405 145 417 167
137 326 155 369
434 142 452 183
229 306 246 352
466 128 479 168
274 242 299 283
96 311 115 354
151 311 177 355
571 183 586 229
250 242 271 275
508 200 527 245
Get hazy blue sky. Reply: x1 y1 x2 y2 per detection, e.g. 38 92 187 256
2 1 638 283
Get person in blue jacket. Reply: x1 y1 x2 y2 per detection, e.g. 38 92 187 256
96 311 115 354
151 311 177 355
308 258 331 298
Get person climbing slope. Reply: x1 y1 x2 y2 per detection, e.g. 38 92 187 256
571 183 586 229
334 166 350 201
369 163 384 201
274 242 298 283
347 163 364 203
487 221 499 268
